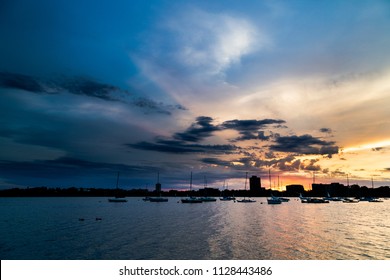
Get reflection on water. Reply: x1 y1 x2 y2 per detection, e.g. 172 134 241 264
0 197 389 259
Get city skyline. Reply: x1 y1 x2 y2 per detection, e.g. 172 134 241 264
1 0 390 190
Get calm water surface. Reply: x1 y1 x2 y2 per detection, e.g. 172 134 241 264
0 197 389 260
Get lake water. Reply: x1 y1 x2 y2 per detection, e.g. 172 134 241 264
0 197 389 260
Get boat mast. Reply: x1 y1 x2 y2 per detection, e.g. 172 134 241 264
268 168 271 190
190 171 193 191
116 172 120 190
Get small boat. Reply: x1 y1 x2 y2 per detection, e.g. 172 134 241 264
323 192 343 201
108 197 128 203
198 197 217 202
267 196 282 204
149 197 169 202
181 172 203 204
181 197 203 203
237 198 256 203
368 197 383 203
220 196 236 201
342 198 360 203
359 197 373 201
236 172 256 203
270 193 289 203
299 194 329 203
108 172 128 203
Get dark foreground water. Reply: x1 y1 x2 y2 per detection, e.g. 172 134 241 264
0 197 389 260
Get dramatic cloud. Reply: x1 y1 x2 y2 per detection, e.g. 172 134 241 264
200 157 233 167
0 72 46 93
0 157 161 187
128 139 239 155
222 119 286 142
128 116 288 154
0 72 186 115
174 116 220 142
270 134 339 157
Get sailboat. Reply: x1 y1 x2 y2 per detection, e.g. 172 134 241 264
300 193 329 203
198 176 217 202
267 194 282 204
220 181 235 201
323 192 342 201
108 172 128 202
149 172 168 202
368 177 383 202
181 172 202 203
237 172 256 203
267 170 281 204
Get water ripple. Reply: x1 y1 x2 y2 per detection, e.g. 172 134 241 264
0 197 389 259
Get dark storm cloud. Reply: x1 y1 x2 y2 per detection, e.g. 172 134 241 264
0 158 113 180
300 159 322 171
128 116 339 163
0 72 120 100
200 157 233 167
128 116 287 154
0 157 159 182
222 119 286 130
0 72 186 114
273 155 301 172
0 72 45 92
172 117 285 143
59 76 120 101
221 119 286 142
133 98 188 115
173 116 220 142
127 139 239 154
270 134 339 157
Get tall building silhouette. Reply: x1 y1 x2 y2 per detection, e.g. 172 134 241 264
155 182 161 193
249 176 261 194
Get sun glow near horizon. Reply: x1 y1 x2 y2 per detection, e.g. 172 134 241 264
342 139 390 153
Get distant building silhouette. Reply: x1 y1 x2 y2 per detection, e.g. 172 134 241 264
286 184 304 196
249 176 262 195
155 182 161 193
312 183 346 197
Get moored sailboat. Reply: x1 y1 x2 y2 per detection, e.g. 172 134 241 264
220 181 235 201
181 172 202 203
267 194 282 204
108 172 128 203
237 172 256 203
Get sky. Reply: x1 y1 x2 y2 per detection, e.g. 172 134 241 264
1 0 390 191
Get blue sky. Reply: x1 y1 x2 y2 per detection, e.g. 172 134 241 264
1 0 390 190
